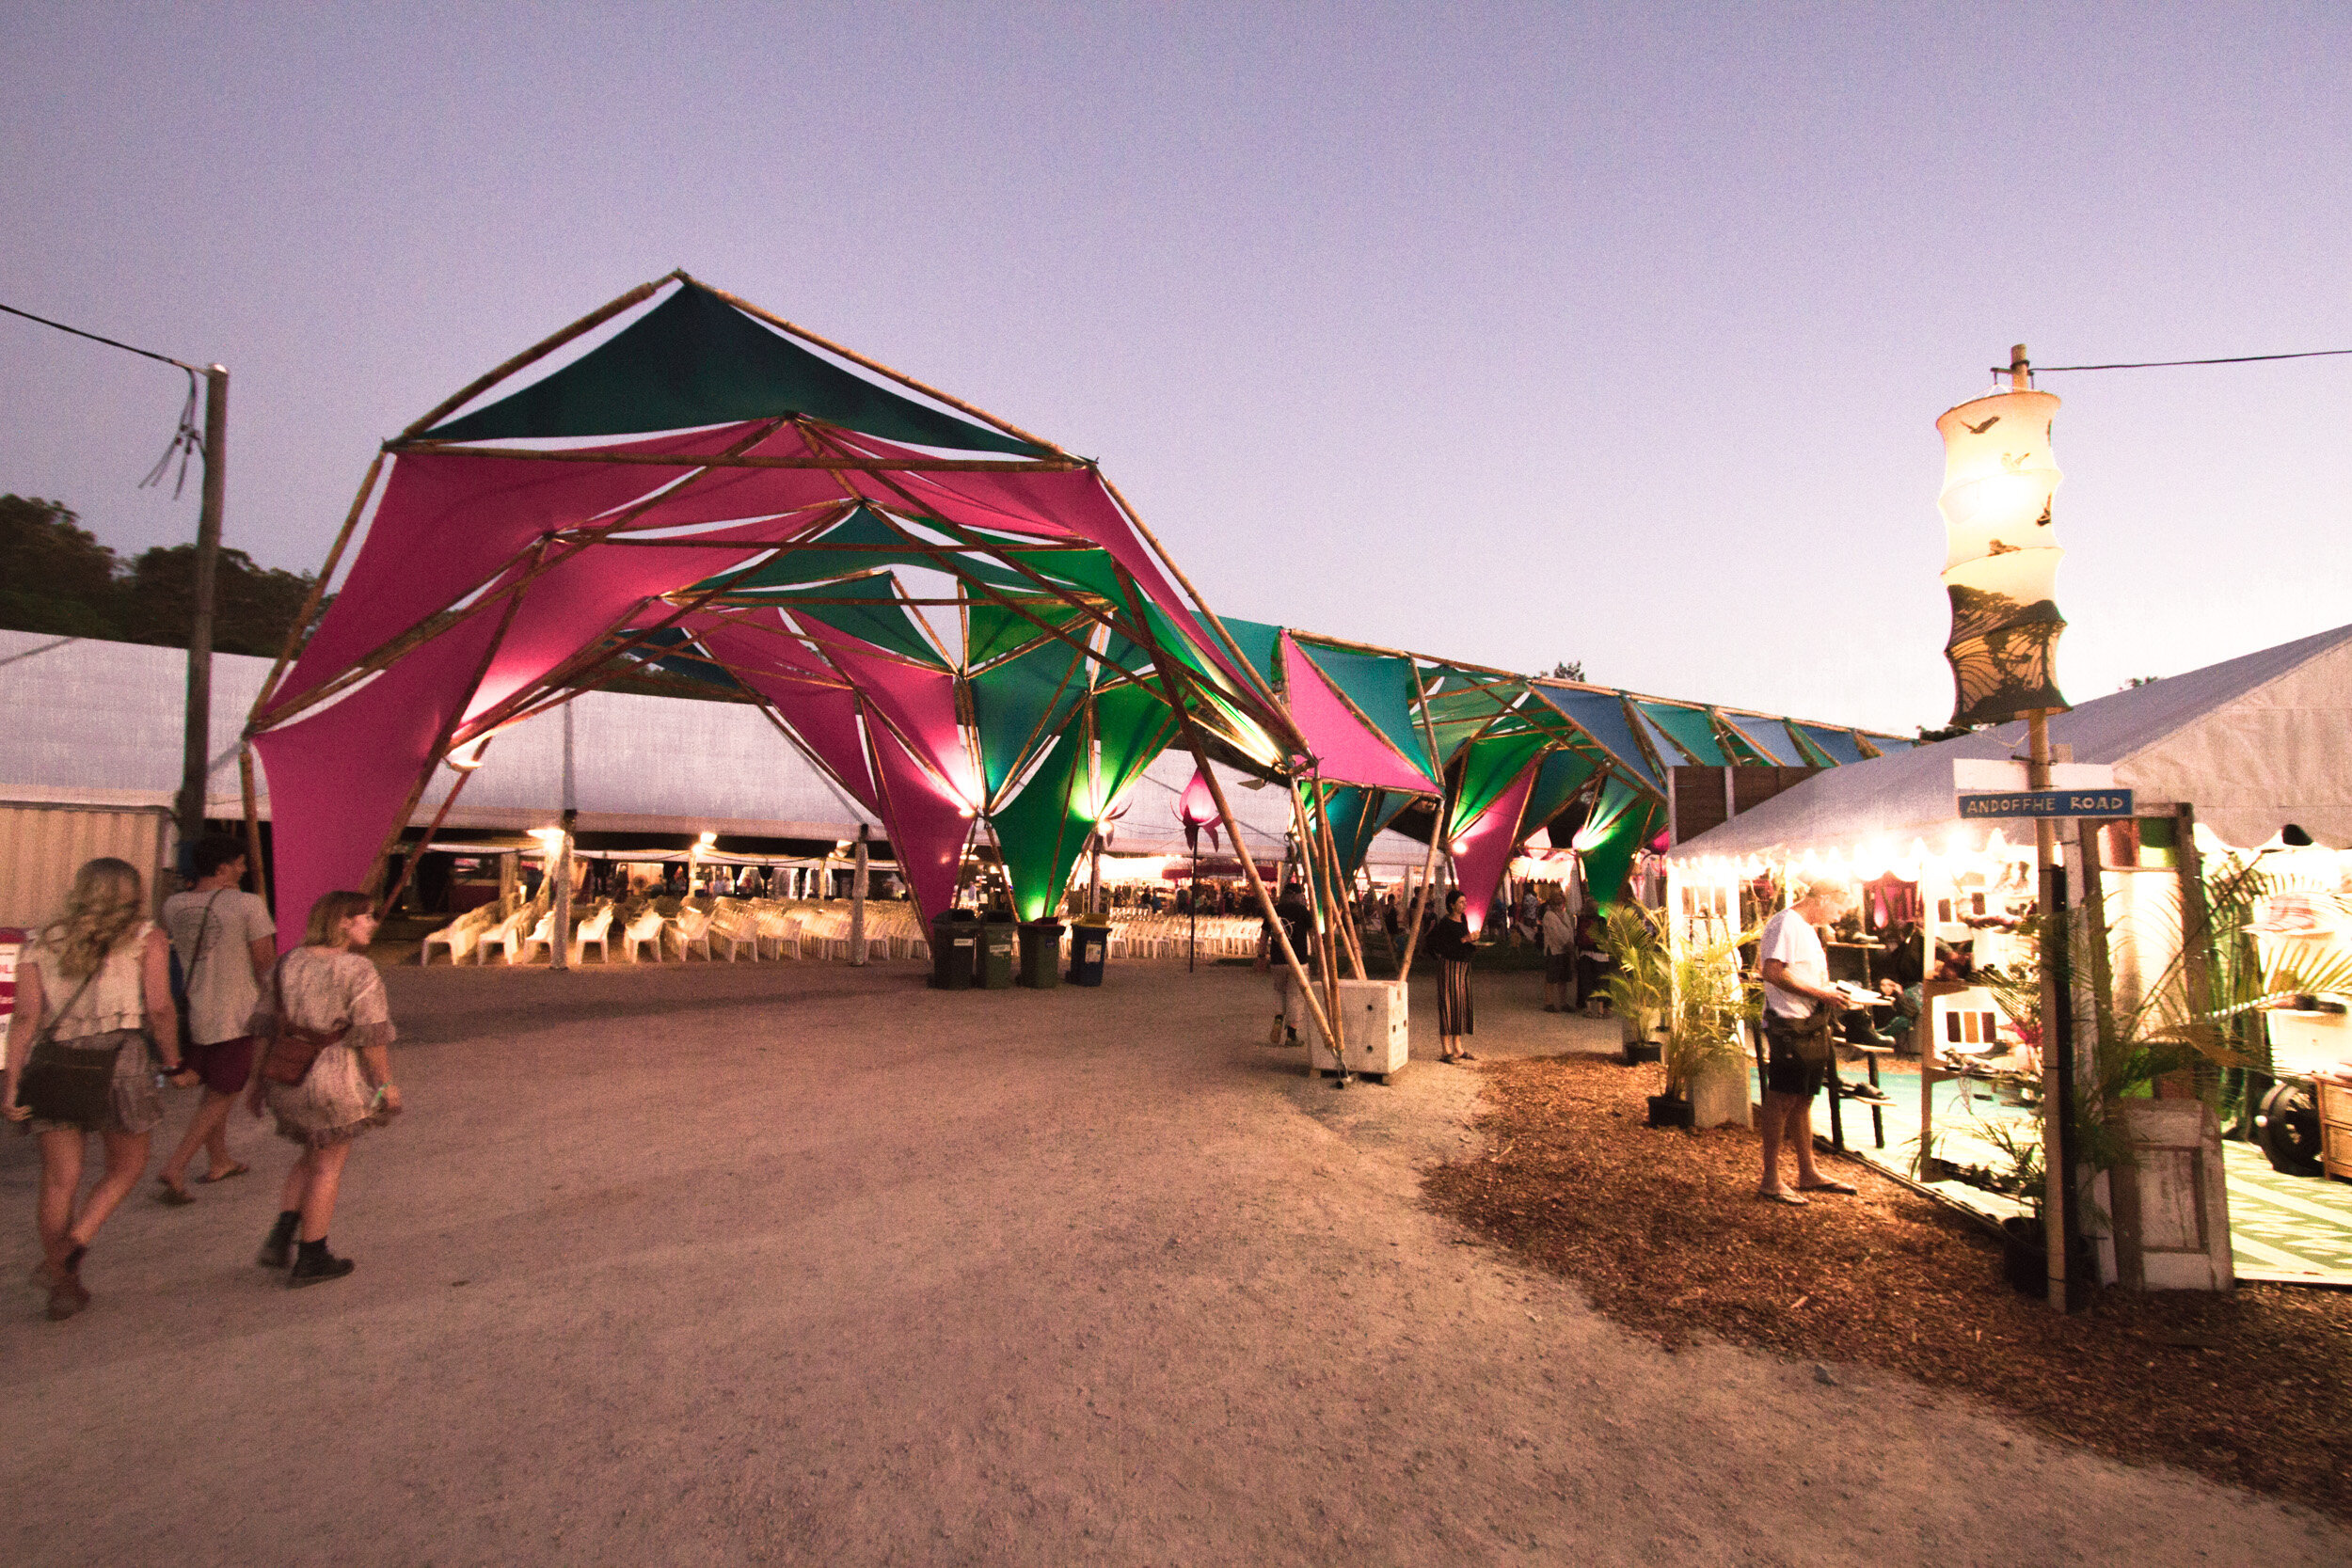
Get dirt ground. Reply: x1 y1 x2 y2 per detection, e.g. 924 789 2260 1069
4 959 2346 1566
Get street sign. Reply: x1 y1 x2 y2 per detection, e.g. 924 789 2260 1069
1956 788 2134 820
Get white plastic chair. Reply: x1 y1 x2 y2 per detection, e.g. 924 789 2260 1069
509 910 558 965
472 909 531 965
421 905 491 966
570 902 614 965
709 901 760 962
667 904 714 962
619 906 665 963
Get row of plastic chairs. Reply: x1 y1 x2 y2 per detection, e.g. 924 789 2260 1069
422 901 1284 969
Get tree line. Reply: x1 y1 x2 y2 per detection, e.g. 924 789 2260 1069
0 494 319 657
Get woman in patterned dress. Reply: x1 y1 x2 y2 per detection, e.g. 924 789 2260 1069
245 890 401 1289
3 857 194 1320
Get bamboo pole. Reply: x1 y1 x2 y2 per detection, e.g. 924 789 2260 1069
1137 646 1338 1057
1092 469 1284 713
1302 780 1368 980
1289 784 1355 1077
237 743 271 915
395 275 672 442
376 764 478 921
1393 668 1452 976
389 443 1087 473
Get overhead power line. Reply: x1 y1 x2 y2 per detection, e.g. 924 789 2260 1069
1 299 197 371
2003 347 2352 373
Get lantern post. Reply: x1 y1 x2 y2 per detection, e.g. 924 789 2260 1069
1935 344 2082 1310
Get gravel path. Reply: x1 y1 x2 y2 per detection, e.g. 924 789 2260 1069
4 960 2344 1565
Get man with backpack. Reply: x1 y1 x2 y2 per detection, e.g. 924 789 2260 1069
155 835 278 1203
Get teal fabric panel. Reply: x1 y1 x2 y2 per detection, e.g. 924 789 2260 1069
768 578 946 666
1638 703 1727 767
427 282 1044 454
1527 687 1659 784
1518 749 1597 838
1447 731 1548 841
970 639 1089 802
1217 618 1285 689
1794 723 1867 766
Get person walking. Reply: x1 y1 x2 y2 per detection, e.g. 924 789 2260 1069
1539 889 1577 1013
155 834 277 1201
3 857 191 1320
246 891 401 1288
1756 882 1860 1205
1429 889 1480 1064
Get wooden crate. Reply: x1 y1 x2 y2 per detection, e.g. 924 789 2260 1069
2318 1075 2352 1183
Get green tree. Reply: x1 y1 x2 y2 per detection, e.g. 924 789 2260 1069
119 544 319 657
0 495 123 637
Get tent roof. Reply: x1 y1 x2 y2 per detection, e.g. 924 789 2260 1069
1671 621 2352 862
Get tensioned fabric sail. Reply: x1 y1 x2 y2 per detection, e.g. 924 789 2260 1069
426 281 1046 456
1291 641 1432 779
1316 784 1403 879
1793 723 1868 767
993 732 1093 921
1449 760 1539 934
1527 686 1659 785
1280 633 1436 793
969 625 1089 803
1447 731 1549 842
1637 703 1727 767
1518 749 1597 840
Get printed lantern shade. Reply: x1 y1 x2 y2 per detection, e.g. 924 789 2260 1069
1177 768 1219 852
1935 388 2069 727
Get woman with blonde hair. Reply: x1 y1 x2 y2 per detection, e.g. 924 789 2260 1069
246 889 401 1288
3 857 193 1320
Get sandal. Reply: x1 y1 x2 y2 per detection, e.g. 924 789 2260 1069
155 1179 197 1207
1798 1179 1858 1196
1757 1188 1810 1206
1454 1050 1478 1062
199 1162 251 1184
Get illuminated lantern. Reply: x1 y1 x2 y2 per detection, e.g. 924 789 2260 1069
1935 381 2068 726
1176 768 1218 853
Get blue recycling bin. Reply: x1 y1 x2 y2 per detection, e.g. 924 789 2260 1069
1068 921 1110 987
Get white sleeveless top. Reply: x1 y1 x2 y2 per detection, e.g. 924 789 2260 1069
23 922 153 1039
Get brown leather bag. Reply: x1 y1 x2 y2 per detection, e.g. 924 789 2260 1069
261 1022 349 1086
257 956 350 1085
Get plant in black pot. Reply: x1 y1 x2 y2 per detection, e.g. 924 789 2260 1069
1600 904 1672 1068
1649 918 1761 1130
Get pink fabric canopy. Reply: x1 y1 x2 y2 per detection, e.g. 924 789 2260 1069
1448 759 1538 936
1279 634 1437 793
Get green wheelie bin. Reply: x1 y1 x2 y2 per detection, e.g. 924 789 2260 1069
1016 920 1064 989
977 920 1017 989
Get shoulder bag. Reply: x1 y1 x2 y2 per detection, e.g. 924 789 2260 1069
169 891 224 1050
16 967 113 1125
258 955 352 1086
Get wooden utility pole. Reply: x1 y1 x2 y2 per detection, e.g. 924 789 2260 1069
850 824 869 965
2010 342 2084 1312
175 364 229 859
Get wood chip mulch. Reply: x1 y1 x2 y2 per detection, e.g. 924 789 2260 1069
1421 1054 2352 1521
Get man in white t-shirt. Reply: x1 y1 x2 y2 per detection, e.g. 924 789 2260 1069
155 835 278 1200
1755 881 1857 1206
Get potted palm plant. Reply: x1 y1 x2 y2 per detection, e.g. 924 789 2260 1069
1654 920 1762 1130
1600 904 1672 1066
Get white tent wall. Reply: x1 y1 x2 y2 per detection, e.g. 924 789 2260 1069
0 631 879 843
0 630 266 816
1667 621 2352 867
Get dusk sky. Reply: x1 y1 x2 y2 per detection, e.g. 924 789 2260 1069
6 3 2346 734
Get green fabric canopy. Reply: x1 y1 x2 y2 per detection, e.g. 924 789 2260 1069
426 282 1045 454
993 733 1094 921
1575 777 1658 909
746 577 946 667
969 622 1089 802
1446 731 1549 840
1637 702 1727 767
1518 749 1597 839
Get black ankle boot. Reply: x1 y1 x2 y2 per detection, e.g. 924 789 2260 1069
289 1238 355 1289
257 1212 299 1270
